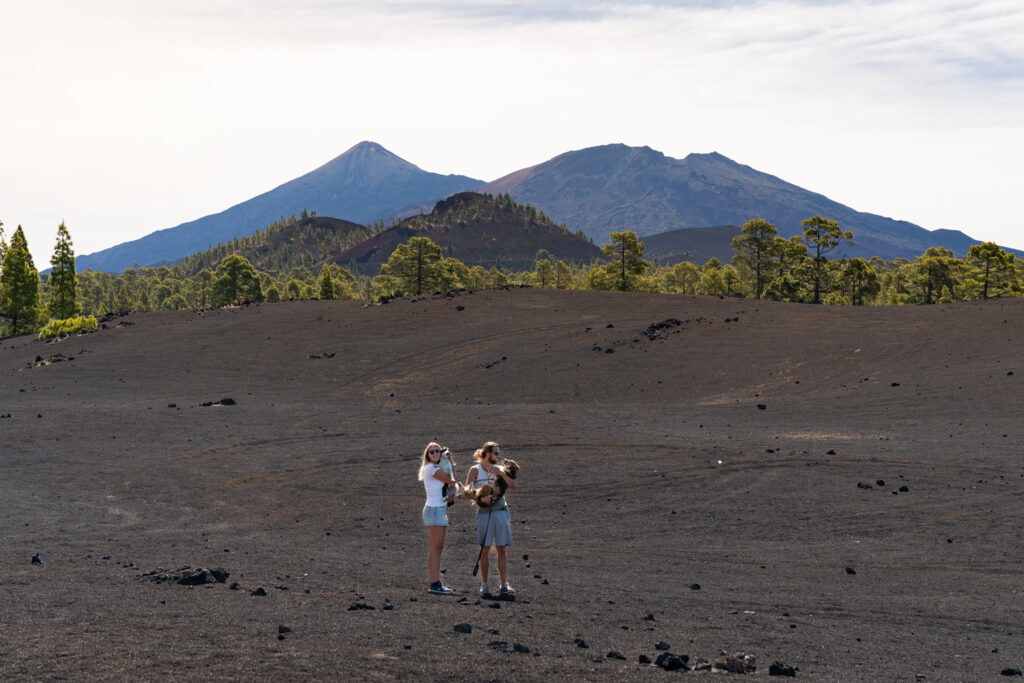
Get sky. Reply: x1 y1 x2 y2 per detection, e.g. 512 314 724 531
2 0 1023 259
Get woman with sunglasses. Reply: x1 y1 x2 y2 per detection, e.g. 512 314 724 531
418 441 458 594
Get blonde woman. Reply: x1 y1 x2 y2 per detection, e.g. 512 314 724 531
465 441 517 596
419 442 458 594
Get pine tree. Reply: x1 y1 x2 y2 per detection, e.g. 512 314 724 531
600 231 649 292
48 221 81 319
318 264 335 300
800 216 854 304
0 226 43 335
731 218 778 298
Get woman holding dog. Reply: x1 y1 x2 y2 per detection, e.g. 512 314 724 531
419 442 458 595
466 441 517 596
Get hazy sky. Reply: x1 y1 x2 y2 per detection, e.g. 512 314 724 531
2 0 1023 258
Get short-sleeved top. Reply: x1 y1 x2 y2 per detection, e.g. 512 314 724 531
422 463 445 507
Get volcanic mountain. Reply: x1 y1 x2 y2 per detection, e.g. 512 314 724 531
476 144 988 260
76 142 482 273
641 225 743 265
333 192 603 273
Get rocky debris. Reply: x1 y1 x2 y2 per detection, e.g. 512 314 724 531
251 587 267 596
769 661 797 676
480 356 507 369
655 641 672 651
200 398 236 407
690 583 701 590
715 652 756 674
638 654 652 664
643 318 683 341
453 622 472 634
348 600 375 611
757 403 767 410
307 352 336 359
382 599 393 610
845 567 857 575
139 566 229 585
278 625 292 634
490 641 530 654
32 353 74 367
229 582 240 590
857 482 873 489
655 652 689 671
31 553 42 565
1002 668 1023 677
590 652 605 663
574 638 589 648
899 485 909 492
606 651 626 660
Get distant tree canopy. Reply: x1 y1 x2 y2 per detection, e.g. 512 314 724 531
3 210 1024 337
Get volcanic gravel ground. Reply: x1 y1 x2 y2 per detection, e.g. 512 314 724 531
2 289 1023 680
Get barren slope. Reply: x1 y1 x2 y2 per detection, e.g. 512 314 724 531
2 290 1022 681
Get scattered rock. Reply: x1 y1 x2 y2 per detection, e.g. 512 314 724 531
605 348 615 354
575 638 589 649
489 640 515 652
857 482 873 489
1001 668 1022 677
139 566 229 585
167 403 176 408
716 652 756 674
229 582 240 590
845 567 857 575
644 318 683 341
607 651 626 660
757 403 767 410
638 654 652 664
899 485 909 492
454 622 472 634
876 480 885 486
382 600 393 610
513 643 531 654
31 553 42 565
827 449 836 455
590 653 605 663
655 641 672 651
655 652 689 671
348 600 375 611
769 661 797 676
643 613 656 621
251 587 267 596
278 625 292 634
690 583 701 590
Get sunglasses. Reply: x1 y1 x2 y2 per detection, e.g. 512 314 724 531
428 449 440 454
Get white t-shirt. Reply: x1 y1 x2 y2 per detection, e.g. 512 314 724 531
422 463 445 507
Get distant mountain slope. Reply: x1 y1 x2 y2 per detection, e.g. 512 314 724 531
641 225 742 265
77 142 482 273
333 192 603 273
175 215 371 275
476 144 1007 260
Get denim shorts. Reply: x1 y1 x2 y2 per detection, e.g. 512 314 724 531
423 504 449 527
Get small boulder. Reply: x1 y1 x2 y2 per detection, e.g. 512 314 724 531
31 553 42 565
770 661 797 676
454 622 472 634
251 587 267 596
655 641 671 651
716 652 756 674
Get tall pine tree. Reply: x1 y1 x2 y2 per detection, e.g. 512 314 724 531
0 226 42 335
48 221 81 319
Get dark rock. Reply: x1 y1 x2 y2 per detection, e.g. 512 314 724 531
575 638 589 648
454 622 472 634
489 640 514 652
348 600 375 611
845 567 856 575
1001 668 1022 677
716 652 756 674
218 398 236 405
656 652 689 671
590 653 604 662
607 651 626 660
639 654 652 664
891 382 900 387
827 449 836 455
251 587 267 596
643 613 656 621
605 348 615 354
522 554 529 560
876 480 885 486
167 403 176 408
488 602 501 609
229 582 240 590
857 482 873 489
31 553 42 565
383 600 393 610
770 661 797 676
757 403 767 410
456 305 465 311
278 625 291 634
690 583 701 590
899 485 909 492
514 643 531 654
655 641 672 650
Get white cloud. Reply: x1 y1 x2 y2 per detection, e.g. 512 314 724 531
1 0 1022 256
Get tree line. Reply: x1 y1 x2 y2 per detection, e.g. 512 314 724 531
1 214 1021 337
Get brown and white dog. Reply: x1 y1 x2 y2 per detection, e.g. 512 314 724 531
461 459 519 508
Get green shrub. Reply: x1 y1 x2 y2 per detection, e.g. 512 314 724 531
38 315 98 340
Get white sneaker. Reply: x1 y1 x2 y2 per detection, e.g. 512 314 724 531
480 582 491 595
500 582 514 595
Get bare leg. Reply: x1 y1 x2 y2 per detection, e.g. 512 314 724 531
427 526 446 583
496 545 508 585
479 546 490 585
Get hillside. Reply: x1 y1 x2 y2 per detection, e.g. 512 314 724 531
332 192 603 273
476 144 998 260
77 142 482 273
2 290 1023 679
641 224 742 265
175 214 370 274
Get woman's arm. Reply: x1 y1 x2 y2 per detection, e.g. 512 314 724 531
432 468 457 485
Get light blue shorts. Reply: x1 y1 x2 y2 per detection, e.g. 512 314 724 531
423 504 449 527
477 509 511 546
